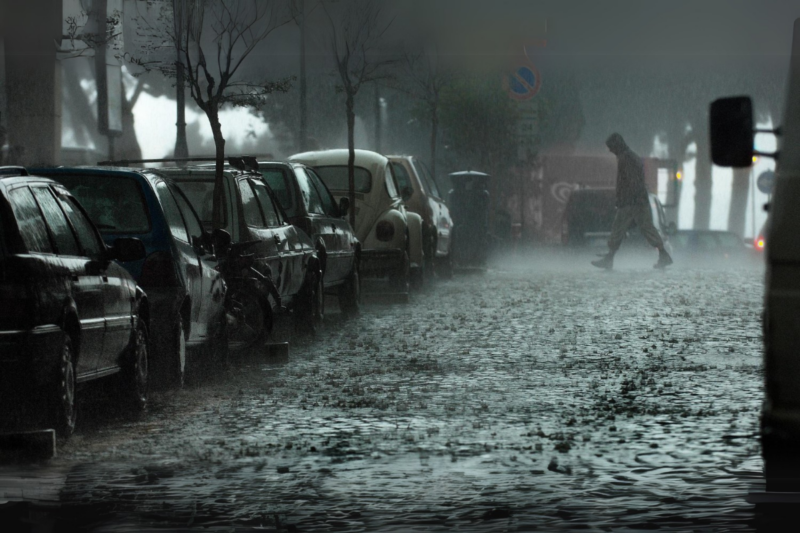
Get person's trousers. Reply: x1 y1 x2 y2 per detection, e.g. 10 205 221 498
608 203 664 252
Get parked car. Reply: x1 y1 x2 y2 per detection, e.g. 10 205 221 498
256 161 361 315
289 149 425 292
709 18 800 487
31 166 228 388
448 171 491 267
159 166 323 339
0 167 148 440
387 155 453 278
561 188 674 252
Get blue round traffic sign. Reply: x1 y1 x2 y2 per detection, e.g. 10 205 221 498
503 62 541 101
757 170 776 194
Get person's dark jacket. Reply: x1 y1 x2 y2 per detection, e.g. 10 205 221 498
615 147 649 207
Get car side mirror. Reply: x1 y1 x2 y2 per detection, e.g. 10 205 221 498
401 187 413 202
110 237 146 262
338 197 350 218
212 228 232 256
710 96 754 167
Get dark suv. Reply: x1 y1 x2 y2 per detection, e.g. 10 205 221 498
0 167 148 440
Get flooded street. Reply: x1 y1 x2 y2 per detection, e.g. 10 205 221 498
0 251 771 531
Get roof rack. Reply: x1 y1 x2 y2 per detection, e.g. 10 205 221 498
97 154 275 167
0 166 29 176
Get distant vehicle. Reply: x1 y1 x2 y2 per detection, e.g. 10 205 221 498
289 149 424 293
0 168 148 440
160 166 323 339
670 230 757 263
448 171 491 267
256 161 361 315
387 155 453 278
561 188 674 252
32 167 228 388
708 18 800 488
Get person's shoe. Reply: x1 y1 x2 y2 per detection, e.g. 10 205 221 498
654 249 673 269
591 253 614 270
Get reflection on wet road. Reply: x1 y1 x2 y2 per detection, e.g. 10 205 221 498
0 251 773 530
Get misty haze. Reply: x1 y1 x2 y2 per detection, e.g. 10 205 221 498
0 0 798 531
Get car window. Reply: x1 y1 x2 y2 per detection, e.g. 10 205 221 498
306 168 338 217
313 166 373 193
172 186 204 242
390 162 414 195
59 196 105 259
7 187 53 253
31 186 81 256
155 181 189 243
261 168 297 217
173 179 226 231
239 179 266 228
295 168 325 215
414 159 441 198
51 174 150 234
250 180 281 227
385 165 399 198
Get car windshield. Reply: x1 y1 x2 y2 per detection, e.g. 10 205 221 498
312 166 372 193
49 174 150 234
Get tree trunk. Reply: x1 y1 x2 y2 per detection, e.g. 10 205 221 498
430 105 438 181
728 167 750 238
174 61 189 159
208 108 226 231
118 77 142 162
693 131 713 230
346 92 356 229
298 0 307 152
374 84 381 153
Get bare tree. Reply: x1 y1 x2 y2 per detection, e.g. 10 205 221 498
322 0 395 228
126 0 294 229
398 45 453 180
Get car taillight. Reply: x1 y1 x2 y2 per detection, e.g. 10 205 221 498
0 282 35 326
376 220 395 242
139 251 179 287
755 237 765 251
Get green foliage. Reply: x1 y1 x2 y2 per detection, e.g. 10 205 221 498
438 73 518 172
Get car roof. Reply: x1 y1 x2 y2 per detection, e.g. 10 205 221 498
28 165 153 180
289 149 388 167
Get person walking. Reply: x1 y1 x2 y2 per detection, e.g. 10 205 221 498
591 133 673 270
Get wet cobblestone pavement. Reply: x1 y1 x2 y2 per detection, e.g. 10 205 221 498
0 251 773 531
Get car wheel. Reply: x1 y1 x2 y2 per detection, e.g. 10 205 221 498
207 311 229 371
391 251 410 294
338 263 361 317
168 316 186 389
48 336 77 442
120 319 148 414
410 259 425 291
436 253 453 279
297 270 324 335
227 288 270 353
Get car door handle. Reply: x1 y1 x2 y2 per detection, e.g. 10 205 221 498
273 235 282 246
